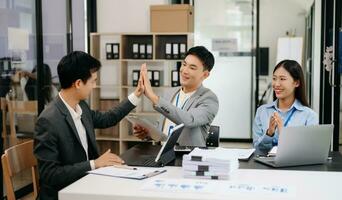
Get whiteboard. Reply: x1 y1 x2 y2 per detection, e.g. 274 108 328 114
276 37 303 65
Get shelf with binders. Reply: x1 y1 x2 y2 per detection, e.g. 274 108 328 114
155 33 193 60
121 34 154 60
90 32 193 154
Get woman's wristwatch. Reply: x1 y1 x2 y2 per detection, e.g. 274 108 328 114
266 129 275 137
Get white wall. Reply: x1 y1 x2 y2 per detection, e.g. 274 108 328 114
260 0 308 73
97 0 167 33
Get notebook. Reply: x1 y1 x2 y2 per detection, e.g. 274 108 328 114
88 166 166 180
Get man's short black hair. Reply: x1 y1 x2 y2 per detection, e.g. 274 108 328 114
185 46 215 71
57 51 101 89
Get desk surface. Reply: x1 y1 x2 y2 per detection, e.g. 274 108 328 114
60 145 342 199
59 167 341 200
173 149 342 172
120 143 342 171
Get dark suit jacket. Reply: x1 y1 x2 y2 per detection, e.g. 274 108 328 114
34 95 135 200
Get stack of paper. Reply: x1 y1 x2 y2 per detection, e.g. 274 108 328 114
182 147 240 180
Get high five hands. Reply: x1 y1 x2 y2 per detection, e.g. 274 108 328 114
134 63 159 104
132 63 159 140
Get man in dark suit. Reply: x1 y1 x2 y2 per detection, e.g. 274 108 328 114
34 51 144 200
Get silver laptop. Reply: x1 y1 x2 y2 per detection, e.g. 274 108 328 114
254 124 333 167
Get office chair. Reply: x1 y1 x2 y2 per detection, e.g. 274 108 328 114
1 140 39 200
206 125 220 147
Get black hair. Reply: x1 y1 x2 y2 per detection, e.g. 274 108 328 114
273 60 309 107
57 51 101 89
185 46 215 71
25 64 53 105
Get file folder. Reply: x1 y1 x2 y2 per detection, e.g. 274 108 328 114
132 43 139 59
112 43 119 59
172 43 179 59
132 70 140 86
180 43 187 59
106 43 113 59
165 43 172 59
146 44 153 59
147 70 153 84
152 70 160 87
139 44 146 59
171 70 180 87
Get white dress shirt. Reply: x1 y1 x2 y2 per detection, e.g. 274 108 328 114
59 92 141 170
162 89 196 135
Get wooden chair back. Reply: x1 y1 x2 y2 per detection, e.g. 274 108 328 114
7 100 37 143
1 97 7 137
1 140 39 200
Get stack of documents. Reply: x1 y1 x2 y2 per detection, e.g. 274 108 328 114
182 147 242 180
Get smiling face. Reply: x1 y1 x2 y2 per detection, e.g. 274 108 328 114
180 54 209 92
272 66 299 101
74 71 97 100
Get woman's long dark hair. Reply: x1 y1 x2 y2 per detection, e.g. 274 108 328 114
273 60 309 107
25 64 53 105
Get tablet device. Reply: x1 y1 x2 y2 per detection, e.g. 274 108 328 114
126 115 165 141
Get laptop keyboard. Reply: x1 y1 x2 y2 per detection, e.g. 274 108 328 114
124 149 175 167
126 156 162 167
143 158 161 167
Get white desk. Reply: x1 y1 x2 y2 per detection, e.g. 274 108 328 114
59 166 341 200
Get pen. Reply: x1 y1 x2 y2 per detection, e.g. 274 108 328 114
143 169 167 178
113 165 137 170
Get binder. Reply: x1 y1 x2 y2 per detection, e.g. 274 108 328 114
165 43 172 59
132 70 140 86
106 43 113 59
147 70 153 84
171 70 180 87
112 43 119 59
172 43 179 59
139 44 146 59
152 70 160 87
180 43 187 59
132 43 139 59
146 44 153 59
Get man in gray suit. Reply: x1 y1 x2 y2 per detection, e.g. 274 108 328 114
134 46 219 147
34 51 143 200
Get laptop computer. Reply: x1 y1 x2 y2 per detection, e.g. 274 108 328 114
121 124 184 167
254 124 333 168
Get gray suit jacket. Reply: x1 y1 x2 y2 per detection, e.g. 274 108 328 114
154 85 219 147
34 95 135 200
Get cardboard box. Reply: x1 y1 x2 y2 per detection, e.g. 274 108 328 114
150 5 194 32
